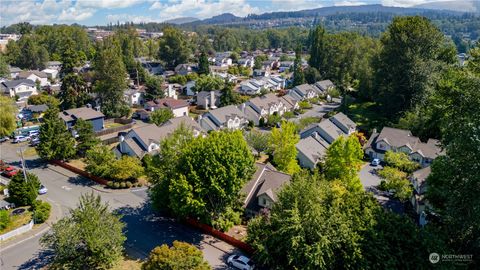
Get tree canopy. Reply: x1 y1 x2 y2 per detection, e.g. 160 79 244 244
158 27 191 69
142 241 211 270
7 172 41 206
268 121 300 174
0 96 17 137
150 108 174 126
37 107 76 161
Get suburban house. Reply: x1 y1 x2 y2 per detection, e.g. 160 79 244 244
174 64 192 75
296 133 330 169
314 79 335 93
137 58 163 75
144 98 189 117
239 76 285 95
237 57 255 68
241 162 291 216
165 83 180 99
296 113 357 169
59 106 105 132
198 105 248 131
364 127 444 167
45 61 62 70
289 83 322 100
41 68 58 80
253 69 269 78
9 66 21 79
184 81 196 96
278 61 294 72
117 116 203 159
1 79 38 100
17 71 49 87
196 90 221 110
124 88 145 106
26 104 49 114
243 93 297 125
409 166 432 217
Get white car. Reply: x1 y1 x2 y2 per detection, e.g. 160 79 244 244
13 135 30 143
227 255 254 270
371 158 380 166
38 185 48 195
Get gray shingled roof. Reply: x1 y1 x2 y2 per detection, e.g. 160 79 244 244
2 79 35 88
376 127 418 149
318 119 347 141
207 105 246 124
331 112 356 130
59 107 105 122
293 83 316 96
296 134 330 165
315 80 335 91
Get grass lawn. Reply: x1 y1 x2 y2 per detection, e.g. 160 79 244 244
67 159 87 170
0 207 32 235
21 147 37 158
105 122 124 129
344 101 389 133
110 257 142 270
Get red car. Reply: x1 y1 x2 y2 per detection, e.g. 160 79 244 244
2 166 18 178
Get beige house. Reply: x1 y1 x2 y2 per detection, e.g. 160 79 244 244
410 166 432 216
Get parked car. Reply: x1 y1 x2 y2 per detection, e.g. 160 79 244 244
30 138 40 146
2 166 18 178
227 255 255 270
28 130 40 137
38 185 48 195
13 135 30 143
0 137 9 143
371 158 380 166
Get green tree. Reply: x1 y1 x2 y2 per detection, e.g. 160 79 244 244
268 121 300 174
308 25 327 72
0 54 9 78
0 210 10 230
324 135 364 191
150 108 174 126
27 93 60 108
253 55 267 70
13 34 49 70
85 145 116 178
142 241 211 270
93 38 129 118
383 151 420 173
244 130 270 155
158 27 190 69
145 75 165 101
37 107 76 161
304 67 321 84
378 166 413 201
41 193 126 269
59 73 89 110
374 16 456 117
219 82 241 107
198 52 210 75
75 119 100 156
32 200 52 224
192 75 224 94
111 156 144 181
7 172 41 206
292 46 305 86
151 130 254 230
0 96 17 137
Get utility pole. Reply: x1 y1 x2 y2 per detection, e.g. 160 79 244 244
19 147 28 182
136 68 140 87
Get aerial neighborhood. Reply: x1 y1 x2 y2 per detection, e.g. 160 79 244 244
0 2 478 270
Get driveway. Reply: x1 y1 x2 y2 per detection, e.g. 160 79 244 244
0 141 242 269
291 102 341 122
359 163 383 189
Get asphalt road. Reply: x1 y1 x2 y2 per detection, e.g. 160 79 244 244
0 141 240 269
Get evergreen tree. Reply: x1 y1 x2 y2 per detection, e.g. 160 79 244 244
308 25 326 72
37 107 76 161
158 27 190 69
219 82 241 107
7 172 41 206
198 52 210 75
292 45 305 86
93 38 129 118
75 119 100 157
145 75 165 101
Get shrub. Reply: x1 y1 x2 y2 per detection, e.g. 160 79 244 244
211 207 241 232
378 166 413 201
120 182 126 189
32 200 51 224
126 181 132 188
0 210 10 230
107 181 113 188
111 156 144 182
384 151 421 173
113 182 120 189
298 100 312 110
283 111 295 119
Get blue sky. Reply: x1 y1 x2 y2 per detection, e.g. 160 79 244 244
0 0 447 26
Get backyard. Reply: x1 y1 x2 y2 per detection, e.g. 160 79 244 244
0 207 32 235
343 100 389 133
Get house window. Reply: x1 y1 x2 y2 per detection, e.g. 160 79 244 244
262 198 267 206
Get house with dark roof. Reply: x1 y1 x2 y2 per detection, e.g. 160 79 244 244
296 133 330 169
144 98 189 117
241 162 291 216
409 166 432 216
59 107 105 132
117 116 203 158
288 83 322 100
364 127 444 167
313 80 335 92
1 79 38 101
198 105 248 131
243 93 298 125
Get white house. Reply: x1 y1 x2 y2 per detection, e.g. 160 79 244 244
165 84 178 99
243 93 296 125
184 81 196 96
41 68 58 80
46 61 62 70
8 66 21 79
237 57 255 68
117 116 203 158
196 90 221 110
17 71 49 87
288 83 323 100
124 88 145 106
278 61 293 72
144 98 189 117
1 79 38 101
409 166 432 217
364 127 444 167
198 105 248 131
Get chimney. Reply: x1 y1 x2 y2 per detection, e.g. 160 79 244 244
240 103 246 114
372 128 377 134
210 90 216 109
119 135 125 153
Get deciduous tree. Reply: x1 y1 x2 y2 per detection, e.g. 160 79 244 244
158 27 190 69
142 241 211 270
0 96 17 137
268 121 300 174
150 108 174 126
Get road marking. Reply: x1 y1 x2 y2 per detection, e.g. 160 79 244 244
61 185 72 191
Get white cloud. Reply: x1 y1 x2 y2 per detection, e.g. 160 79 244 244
334 1 368 6
150 0 260 20
106 13 155 23
270 0 323 12
76 0 148 9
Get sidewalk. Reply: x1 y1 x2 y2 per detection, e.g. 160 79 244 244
0 198 62 251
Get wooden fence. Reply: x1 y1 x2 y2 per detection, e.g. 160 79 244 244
50 160 108 186
185 217 254 255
